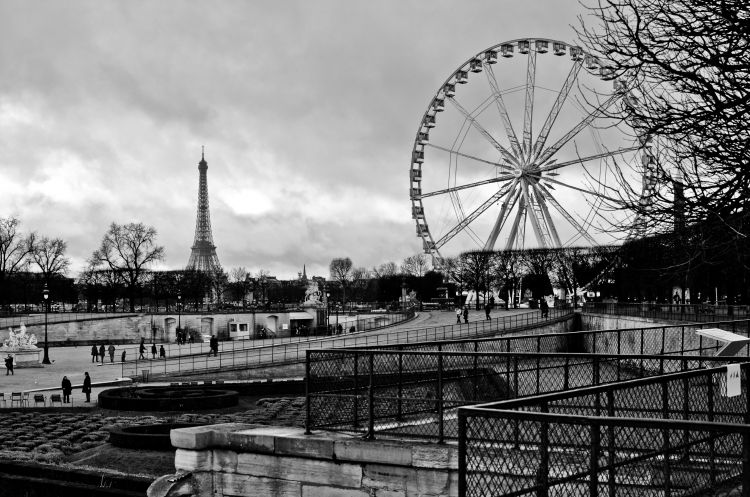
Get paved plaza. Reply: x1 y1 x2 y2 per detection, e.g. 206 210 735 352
0 307 527 405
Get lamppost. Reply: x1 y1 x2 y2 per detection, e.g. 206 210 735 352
177 292 182 332
42 284 51 365
325 290 331 332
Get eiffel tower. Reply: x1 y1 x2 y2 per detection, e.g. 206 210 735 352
187 147 222 272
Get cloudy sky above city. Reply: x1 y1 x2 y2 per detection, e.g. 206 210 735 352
1 0 597 279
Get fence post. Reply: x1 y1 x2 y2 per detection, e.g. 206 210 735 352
438 346 444 443
708 373 716 487
397 346 403 420
589 421 601 497
304 350 312 434
353 352 359 429
536 402 549 497
743 432 750 497
563 355 569 391
607 391 616 497
365 352 375 440
458 411 467 497
472 342 479 401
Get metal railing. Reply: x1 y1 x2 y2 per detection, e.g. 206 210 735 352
584 302 750 322
458 362 750 497
121 309 573 379
0 312 139 329
306 350 741 442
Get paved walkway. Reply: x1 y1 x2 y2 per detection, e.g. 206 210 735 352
0 307 533 406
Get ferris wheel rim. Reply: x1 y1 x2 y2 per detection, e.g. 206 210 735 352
409 37 645 263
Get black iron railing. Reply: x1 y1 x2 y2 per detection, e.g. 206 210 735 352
584 302 750 322
458 362 750 497
305 350 742 442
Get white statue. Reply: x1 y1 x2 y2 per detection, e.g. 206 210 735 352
303 281 323 306
2 323 38 351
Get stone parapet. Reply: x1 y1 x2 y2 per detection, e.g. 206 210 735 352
150 424 458 497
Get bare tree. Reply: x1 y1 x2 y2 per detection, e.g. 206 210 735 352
578 0 750 232
350 266 371 303
371 261 398 278
458 251 493 310
89 222 165 312
401 254 430 277
329 257 353 306
0 217 35 306
30 236 70 286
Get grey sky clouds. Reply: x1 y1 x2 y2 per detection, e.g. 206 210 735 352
1 0 585 279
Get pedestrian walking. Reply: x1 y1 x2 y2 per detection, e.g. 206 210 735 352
4 355 13 375
139 340 146 360
151 343 157 359
159 345 166 359
91 344 99 363
484 302 491 320
463 306 469 324
99 344 105 364
108 344 116 363
82 372 92 402
456 307 462 324
208 335 218 357
540 298 549 319
61 376 72 404
121 350 127 362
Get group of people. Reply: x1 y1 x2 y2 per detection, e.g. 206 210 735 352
175 329 194 345
90 343 117 363
60 371 92 403
138 338 166 360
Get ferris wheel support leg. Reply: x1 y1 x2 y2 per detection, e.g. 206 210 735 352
505 194 527 251
484 181 520 250
520 180 548 248
534 185 562 246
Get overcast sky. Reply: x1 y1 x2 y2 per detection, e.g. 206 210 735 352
1 0 592 279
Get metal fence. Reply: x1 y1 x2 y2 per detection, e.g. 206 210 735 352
369 318 750 360
306 350 742 442
584 302 750 322
121 308 573 379
458 362 750 497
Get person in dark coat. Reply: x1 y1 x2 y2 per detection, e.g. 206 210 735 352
151 343 157 359
61 376 72 403
208 335 218 357
540 298 549 318
4 355 13 375
108 344 116 363
98 344 105 364
462 306 469 323
159 345 166 359
484 302 491 320
82 372 92 402
121 350 127 363
91 345 99 363
139 340 146 359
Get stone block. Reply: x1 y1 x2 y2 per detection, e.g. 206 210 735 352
171 426 215 450
362 463 411 492
334 439 412 466
219 473 301 497
374 490 406 497
416 469 452 496
174 449 212 471
237 453 362 488
212 449 238 473
226 431 275 454
276 435 334 459
301 484 370 497
412 444 458 469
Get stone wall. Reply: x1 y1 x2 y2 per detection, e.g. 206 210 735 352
16 312 320 346
149 425 458 497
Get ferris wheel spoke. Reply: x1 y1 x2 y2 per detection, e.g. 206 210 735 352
535 94 620 165
484 179 521 250
433 181 516 250
484 64 523 157
425 143 514 171
531 183 562 246
505 193 527 251
531 62 582 161
539 146 640 173
522 49 537 161
418 174 515 200
447 97 521 167
536 184 598 245
536 175 621 204
520 180 549 248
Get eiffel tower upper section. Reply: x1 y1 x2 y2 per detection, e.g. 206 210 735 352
187 149 222 272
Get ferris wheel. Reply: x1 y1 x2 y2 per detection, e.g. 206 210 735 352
410 38 648 261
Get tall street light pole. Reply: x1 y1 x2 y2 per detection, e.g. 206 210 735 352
42 284 51 365
177 292 182 333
